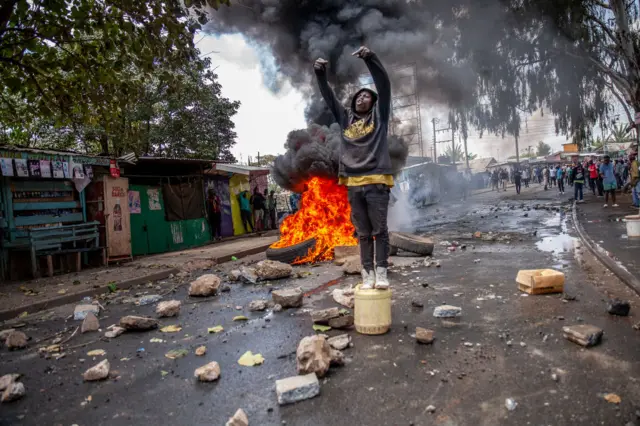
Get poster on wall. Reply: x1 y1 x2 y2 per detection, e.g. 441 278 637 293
52 160 64 178
147 188 162 211
84 165 94 179
71 162 85 178
39 160 52 178
28 160 41 177
62 162 70 178
113 198 123 232
128 191 141 214
0 158 14 176
14 159 28 177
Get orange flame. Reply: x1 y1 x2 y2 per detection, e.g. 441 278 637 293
271 177 357 263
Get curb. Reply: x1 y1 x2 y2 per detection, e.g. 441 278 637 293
572 202 640 296
214 242 275 264
0 268 178 323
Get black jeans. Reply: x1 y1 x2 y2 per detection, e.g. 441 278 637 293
240 209 253 233
347 184 390 271
210 212 222 238
515 179 521 194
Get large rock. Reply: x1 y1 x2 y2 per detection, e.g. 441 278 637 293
328 315 354 329
416 327 435 344
255 260 293 280
119 316 159 330
83 359 110 381
1 382 25 402
156 300 181 317
0 374 20 392
188 274 221 296
334 245 360 266
433 305 462 318
5 331 27 350
330 348 345 366
296 335 332 378
74 304 100 320
0 329 15 343
276 373 320 405
228 270 242 282
327 334 351 350
563 324 603 347
272 287 303 309
225 408 249 426
311 308 340 324
81 312 100 333
607 299 630 316
332 288 355 309
194 361 221 382
341 256 362 275
248 300 268 312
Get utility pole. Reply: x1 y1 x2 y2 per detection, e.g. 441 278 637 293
515 135 520 164
451 124 456 169
460 132 470 170
432 118 439 163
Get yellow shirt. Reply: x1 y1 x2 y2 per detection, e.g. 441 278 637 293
339 174 394 187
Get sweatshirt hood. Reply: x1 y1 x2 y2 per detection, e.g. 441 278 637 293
350 88 378 114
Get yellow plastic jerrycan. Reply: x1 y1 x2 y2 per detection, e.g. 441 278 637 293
354 284 392 335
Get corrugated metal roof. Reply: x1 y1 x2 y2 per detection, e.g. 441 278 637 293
208 163 270 176
0 145 116 159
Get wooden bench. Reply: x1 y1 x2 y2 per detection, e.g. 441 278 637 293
26 222 104 277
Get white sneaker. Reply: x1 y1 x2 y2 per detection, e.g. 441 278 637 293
603 204 608 208
361 269 375 289
613 204 619 207
374 267 390 290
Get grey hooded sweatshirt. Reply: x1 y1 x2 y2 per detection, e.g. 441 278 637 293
314 53 392 177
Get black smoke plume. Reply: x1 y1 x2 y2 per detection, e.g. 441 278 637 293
272 124 409 192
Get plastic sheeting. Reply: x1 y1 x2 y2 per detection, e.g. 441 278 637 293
229 174 250 236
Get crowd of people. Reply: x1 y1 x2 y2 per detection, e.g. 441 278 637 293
485 153 640 206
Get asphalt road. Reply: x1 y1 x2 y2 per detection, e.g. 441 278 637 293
1 184 639 426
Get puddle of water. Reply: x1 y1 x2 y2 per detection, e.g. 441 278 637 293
536 233 576 254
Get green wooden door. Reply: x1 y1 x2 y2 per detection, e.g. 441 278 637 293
129 185 169 256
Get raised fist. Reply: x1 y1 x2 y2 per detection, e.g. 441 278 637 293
352 46 372 59
314 58 328 71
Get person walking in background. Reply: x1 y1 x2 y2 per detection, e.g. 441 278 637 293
550 166 557 187
267 190 277 230
615 159 624 189
600 155 618 207
630 153 639 207
491 169 499 191
207 189 222 241
567 164 573 186
514 168 522 194
500 168 508 191
588 160 599 195
237 190 253 233
572 161 585 202
543 166 550 190
522 167 530 188
556 165 565 195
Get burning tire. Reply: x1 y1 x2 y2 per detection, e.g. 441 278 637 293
389 232 434 256
266 238 317 264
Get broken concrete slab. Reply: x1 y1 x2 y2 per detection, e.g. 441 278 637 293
137 294 162 305
248 300 269 312
341 256 362 275
327 334 351 350
297 335 332 378
156 300 181 318
433 305 462 318
328 315 354 329
272 287 303 309
0 374 20 392
311 308 340 324
104 326 125 339
329 348 345 366
228 270 242 282
334 245 360 265
255 260 292 280
225 408 249 426
74 304 100 321
416 327 435 344
239 266 258 284
194 361 221 382
563 324 603 347
607 299 630 316
81 312 100 334
276 373 320 405
5 331 27 350
83 359 110 381
188 274 221 297
1 382 25 402
119 316 159 331
0 329 15 343
332 288 355 309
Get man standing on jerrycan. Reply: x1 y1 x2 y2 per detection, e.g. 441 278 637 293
314 46 392 290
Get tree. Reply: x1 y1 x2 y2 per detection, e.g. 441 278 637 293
536 141 552 157
608 123 632 144
443 143 465 163
466 152 478 161
0 0 230 134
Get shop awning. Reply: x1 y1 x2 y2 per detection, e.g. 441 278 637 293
208 163 270 177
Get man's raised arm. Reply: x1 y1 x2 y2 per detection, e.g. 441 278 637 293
353 47 391 124
314 58 346 124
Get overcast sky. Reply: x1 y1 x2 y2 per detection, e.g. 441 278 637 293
201 33 621 163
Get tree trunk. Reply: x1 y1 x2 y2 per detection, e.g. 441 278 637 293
99 134 109 155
